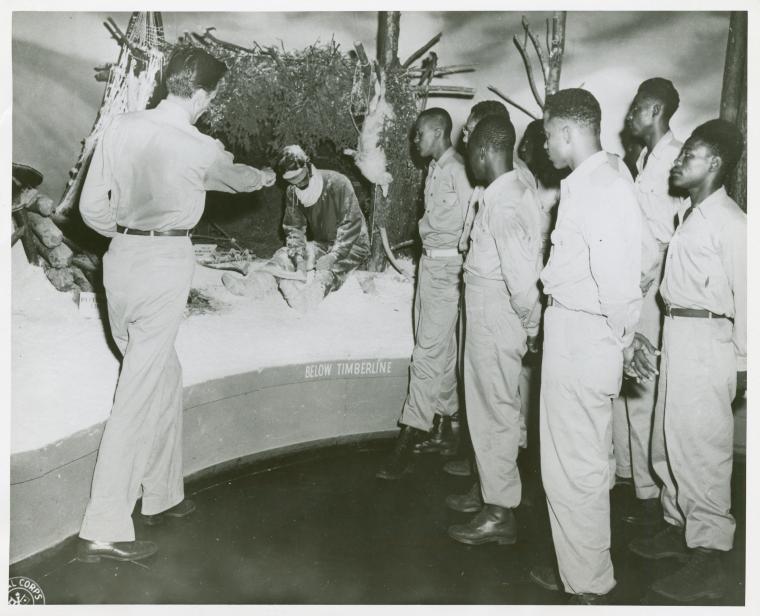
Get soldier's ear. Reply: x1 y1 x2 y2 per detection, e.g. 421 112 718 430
651 102 662 119
708 153 723 175
561 125 571 144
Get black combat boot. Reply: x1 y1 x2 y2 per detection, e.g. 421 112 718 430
376 425 423 480
650 547 728 602
413 414 457 456
447 504 517 545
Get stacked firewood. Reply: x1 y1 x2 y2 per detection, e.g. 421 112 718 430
12 181 101 295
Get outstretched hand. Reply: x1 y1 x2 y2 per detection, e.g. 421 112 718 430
623 333 660 383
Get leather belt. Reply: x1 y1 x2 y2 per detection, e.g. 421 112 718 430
665 305 732 322
116 225 191 237
423 247 460 258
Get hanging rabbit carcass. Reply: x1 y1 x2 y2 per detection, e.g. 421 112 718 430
345 72 395 197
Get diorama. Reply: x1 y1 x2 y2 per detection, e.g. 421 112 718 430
9 8 748 607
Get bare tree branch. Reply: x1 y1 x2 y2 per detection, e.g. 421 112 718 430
487 85 540 120
416 84 475 97
407 64 476 77
512 35 545 109
522 16 548 83
401 32 442 68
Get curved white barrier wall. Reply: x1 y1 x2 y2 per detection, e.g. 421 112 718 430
10 358 410 564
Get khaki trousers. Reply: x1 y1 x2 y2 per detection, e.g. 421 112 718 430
79 234 195 542
651 316 736 550
612 281 662 498
464 276 526 508
540 305 622 595
400 255 462 431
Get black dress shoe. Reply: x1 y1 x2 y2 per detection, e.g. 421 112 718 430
650 548 727 602
528 564 561 592
142 499 196 526
448 504 517 546
629 523 689 562
568 592 610 605
77 539 158 563
413 415 458 456
376 426 423 480
443 458 472 477
445 481 483 513
622 497 661 527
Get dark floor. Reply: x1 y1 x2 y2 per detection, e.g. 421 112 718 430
10 441 746 605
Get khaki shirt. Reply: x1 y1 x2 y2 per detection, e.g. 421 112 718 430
541 151 642 347
635 131 685 288
660 187 747 370
81 98 265 237
418 147 473 249
464 169 542 336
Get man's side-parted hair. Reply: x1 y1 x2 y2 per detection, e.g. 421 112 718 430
637 77 680 121
469 114 516 156
469 100 511 124
165 47 228 98
690 119 744 180
544 88 601 133
418 107 453 139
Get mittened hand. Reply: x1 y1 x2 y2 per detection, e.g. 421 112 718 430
316 253 338 271
261 167 277 188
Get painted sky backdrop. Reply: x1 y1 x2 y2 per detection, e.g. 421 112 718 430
12 11 730 198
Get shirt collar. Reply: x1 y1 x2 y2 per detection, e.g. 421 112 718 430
562 150 608 193
483 169 517 203
156 98 194 126
647 130 676 161
686 186 729 219
432 147 456 169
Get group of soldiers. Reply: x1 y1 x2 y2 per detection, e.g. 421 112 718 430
75 45 745 605
376 80 746 604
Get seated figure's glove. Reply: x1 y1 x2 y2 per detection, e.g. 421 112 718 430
316 253 338 271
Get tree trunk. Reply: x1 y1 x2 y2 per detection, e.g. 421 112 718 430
720 11 747 211
376 11 400 70
368 11 401 272
545 12 566 97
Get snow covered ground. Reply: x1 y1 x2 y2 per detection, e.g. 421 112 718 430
11 243 415 454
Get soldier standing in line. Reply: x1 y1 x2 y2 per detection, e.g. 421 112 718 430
531 89 642 604
612 78 685 523
628 119 746 603
376 108 473 480
445 115 542 545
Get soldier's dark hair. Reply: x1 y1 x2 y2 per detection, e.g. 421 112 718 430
418 107 453 139
165 47 227 98
637 78 680 121
544 88 601 133
469 100 511 124
469 114 516 156
519 119 567 187
690 119 744 181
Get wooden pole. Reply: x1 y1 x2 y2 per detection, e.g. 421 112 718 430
719 11 747 211
376 11 401 69
545 12 566 97
368 11 401 272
